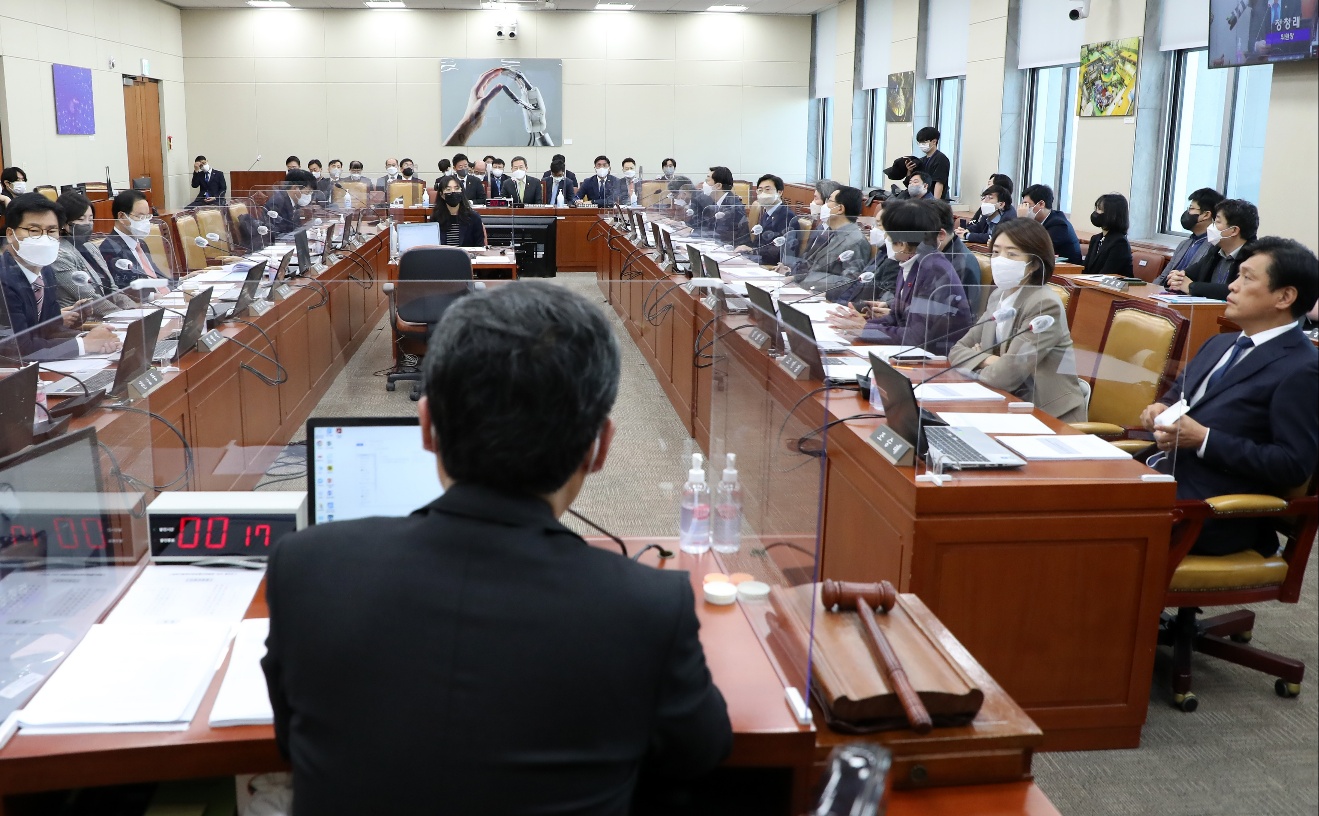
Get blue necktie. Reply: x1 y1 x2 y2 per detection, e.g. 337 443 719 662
1203 335 1254 394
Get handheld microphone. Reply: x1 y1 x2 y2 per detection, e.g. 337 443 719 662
915 315 1055 388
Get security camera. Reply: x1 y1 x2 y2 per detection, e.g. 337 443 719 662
495 23 505 38
508 21 518 39
1069 0 1091 20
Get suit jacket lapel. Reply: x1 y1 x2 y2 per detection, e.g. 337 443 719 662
1195 331 1298 408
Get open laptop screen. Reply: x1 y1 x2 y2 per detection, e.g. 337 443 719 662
306 417 445 525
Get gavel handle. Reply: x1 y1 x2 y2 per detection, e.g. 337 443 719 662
854 598 933 735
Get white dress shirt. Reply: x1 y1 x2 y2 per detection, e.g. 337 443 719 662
1190 323 1294 456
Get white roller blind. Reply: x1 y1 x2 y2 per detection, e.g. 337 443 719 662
861 0 893 90
813 6 839 98
1160 0 1209 50
1017 0 1086 69
924 0 970 79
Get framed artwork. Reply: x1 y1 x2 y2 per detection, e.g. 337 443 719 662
886 71 914 123
53 64 95 135
1078 38 1141 117
441 59 562 147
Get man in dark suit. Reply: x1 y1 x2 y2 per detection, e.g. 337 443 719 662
1143 236 1319 556
1154 187 1224 285
736 174 793 265
450 153 487 205
261 169 315 239
1020 184 1083 265
545 159 577 205
99 189 172 291
542 153 578 185
1164 199 1257 301
507 156 543 205
577 155 619 207
262 281 732 815
695 166 749 246
189 155 227 207
2 194 120 360
959 185 1016 245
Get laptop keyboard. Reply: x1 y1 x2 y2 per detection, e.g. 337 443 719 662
154 340 178 360
925 426 991 465
48 369 115 396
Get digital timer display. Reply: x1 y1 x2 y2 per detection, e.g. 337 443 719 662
1 513 116 559
150 513 297 560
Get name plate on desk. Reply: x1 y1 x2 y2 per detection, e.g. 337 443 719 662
269 284 293 302
747 327 771 350
868 425 915 466
703 293 719 311
777 354 810 381
197 329 226 352
248 300 273 317
127 367 165 401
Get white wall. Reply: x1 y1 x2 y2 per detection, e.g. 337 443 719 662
960 0 1008 199
828 0 856 182
884 0 918 168
1256 60 1318 250
180 8 811 184
0 0 189 210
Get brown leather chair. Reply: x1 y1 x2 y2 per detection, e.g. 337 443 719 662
1159 475 1318 711
1131 248 1168 282
194 208 230 261
173 213 208 272
747 202 762 231
639 179 668 207
731 180 752 202
388 180 425 206
34 185 58 202
1070 299 1187 452
334 181 370 206
1046 274 1079 328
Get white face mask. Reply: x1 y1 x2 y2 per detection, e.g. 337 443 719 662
1206 223 1224 245
980 201 998 216
809 201 821 216
387 166 399 176
908 184 926 198
202 164 211 173
819 202 835 220
15 234 60 267
869 227 885 247
623 169 636 179
511 169 526 181
990 255 1030 290
491 167 504 177
757 192 779 206
330 169 341 179
128 217 153 237
596 167 610 178
918 141 934 155
297 192 313 207
10 182 27 194
884 237 896 258
311 170 321 179
350 172 361 180
663 167 675 177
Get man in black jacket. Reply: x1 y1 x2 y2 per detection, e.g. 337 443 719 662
1165 199 1258 301
189 155 226 206
262 281 732 815
1020 184 1082 265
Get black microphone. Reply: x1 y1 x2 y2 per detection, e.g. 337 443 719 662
914 315 1057 388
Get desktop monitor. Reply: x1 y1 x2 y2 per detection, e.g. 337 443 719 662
266 251 293 302
743 283 782 354
650 223 666 262
1208 0 1317 67
396 222 442 256
687 245 708 278
701 254 723 281
109 310 165 397
305 417 445 525
0 364 37 458
229 259 269 319
293 226 313 271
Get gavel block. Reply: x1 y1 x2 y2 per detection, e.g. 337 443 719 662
767 583 985 734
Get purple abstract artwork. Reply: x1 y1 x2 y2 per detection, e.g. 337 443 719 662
53 64 95 135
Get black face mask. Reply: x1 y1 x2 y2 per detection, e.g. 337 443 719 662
402 168 414 178
1090 211 1105 228
443 192 463 207
70 223 93 239
1179 209 1201 231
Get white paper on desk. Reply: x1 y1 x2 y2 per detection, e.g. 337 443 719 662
102 308 159 322
37 358 112 375
792 302 837 322
865 345 938 362
17 621 233 732
189 269 250 283
913 382 1005 401
998 434 1132 460
210 619 273 728
104 565 264 626
824 359 872 381
719 266 780 279
936 412 1055 435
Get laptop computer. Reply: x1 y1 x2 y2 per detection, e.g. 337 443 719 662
0 364 38 458
867 353 1026 469
218 259 269 320
700 254 748 312
778 300 868 383
46 309 165 397
650 223 667 263
155 287 214 362
265 251 294 302
321 223 338 266
743 283 783 355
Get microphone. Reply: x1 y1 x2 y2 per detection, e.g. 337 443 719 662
201 232 249 254
884 312 1000 361
247 154 262 171
914 315 1056 388
784 270 876 304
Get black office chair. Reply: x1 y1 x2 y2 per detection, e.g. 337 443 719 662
384 246 474 400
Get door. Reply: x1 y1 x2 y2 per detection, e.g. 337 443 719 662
122 77 163 208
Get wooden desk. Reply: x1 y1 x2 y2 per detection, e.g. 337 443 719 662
596 218 1174 752
389 204 606 272
229 171 288 201
888 781 1061 815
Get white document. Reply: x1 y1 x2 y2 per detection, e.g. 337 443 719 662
35 358 112 375
104 565 264 626
913 382 1006 401
936 412 1055 435
998 434 1133 461
825 359 872 381
102 308 159 322
0 567 139 628
863 345 939 362
17 622 233 733
209 619 273 728
792 301 837 322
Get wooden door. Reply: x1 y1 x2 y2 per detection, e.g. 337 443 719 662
122 77 164 207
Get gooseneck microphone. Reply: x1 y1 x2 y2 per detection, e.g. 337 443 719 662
915 315 1056 388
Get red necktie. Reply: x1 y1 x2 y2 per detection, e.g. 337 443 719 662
136 241 158 277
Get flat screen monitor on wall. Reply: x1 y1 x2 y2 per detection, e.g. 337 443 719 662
1208 0 1318 67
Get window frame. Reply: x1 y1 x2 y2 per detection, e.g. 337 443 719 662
1022 63 1079 214
815 96 834 182
863 88 886 188
931 76 965 199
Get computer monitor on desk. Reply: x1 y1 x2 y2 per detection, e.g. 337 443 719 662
305 417 445 525
482 215 557 278
394 222 442 257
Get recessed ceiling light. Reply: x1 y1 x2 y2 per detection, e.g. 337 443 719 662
707 3 747 9
246 0 291 6
595 2 634 8
365 0 406 6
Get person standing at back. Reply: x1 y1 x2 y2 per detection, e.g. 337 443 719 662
261 281 733 815
906 126 951 201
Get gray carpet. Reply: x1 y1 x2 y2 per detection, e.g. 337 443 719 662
284 273 1319 815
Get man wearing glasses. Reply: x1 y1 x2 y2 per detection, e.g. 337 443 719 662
2 194 120 360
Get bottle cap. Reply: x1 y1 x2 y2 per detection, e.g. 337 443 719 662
722 452 738 482
737 581 770 601
727 572 754 585
687 453 706 484
703 581 737 606
703 572 729 584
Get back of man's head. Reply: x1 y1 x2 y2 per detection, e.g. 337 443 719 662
424 282 621 495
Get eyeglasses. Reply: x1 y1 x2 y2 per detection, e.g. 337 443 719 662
14 225 61 238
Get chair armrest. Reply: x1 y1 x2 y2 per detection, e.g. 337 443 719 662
1069 421 1127 436
1205 494 1290 515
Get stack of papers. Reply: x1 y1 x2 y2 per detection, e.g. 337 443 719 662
105 565 264 625
937 412 1054 435
998 435 1133 460
864 345 940 362
209 619 274 728
1150 293 1224 305
913 382 1005 401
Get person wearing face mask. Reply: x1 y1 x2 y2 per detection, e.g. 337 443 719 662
377 158 401 193
958 185 1016 245
1081 193 1134 278
1165 199 1259 300
2 195 121 359
903 171 935 201
263 169 317 239
736 174 793 265
780 179 842 272
189 155 227 207
1 166 29 209
99 189 171 290
827 200 972 355
506 156 543 206
486 158 512 198
306 160 331 204
1154 188 1226 287
450 154 488 205
544 159 577 206
577 156 619 207
948 218 1086 421
685 166 748 245
541 154 578 185
898 127 951 201
346 161 373 191
788 186 870 297
51 193 134 317
429 176 487 247
1019 184 1082 265
656 157 692 193
614 158 642 206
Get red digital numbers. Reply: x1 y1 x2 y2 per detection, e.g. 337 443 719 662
178 516 203 549
6 518 108 552
204 516 229 550
83 518 107 550
244 524 272 548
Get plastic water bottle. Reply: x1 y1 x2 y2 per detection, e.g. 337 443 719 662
421 189 430 207
678 453 711 554
556 190 566 207
712 453 742 554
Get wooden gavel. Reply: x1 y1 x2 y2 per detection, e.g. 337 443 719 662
822 579 932 735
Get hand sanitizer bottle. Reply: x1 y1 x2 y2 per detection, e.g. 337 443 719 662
421 189 430 207
557 190 566 207
679 453 711 554
712 453 742 554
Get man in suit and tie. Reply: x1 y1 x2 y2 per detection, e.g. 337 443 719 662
486 157 512 199
261 281 732 815
99 190 172 292
545 159 576 205
616 157 642 207
189 155 227 207
735 174 793 265
1143 236 1318 556
577 155 618 207
1154 188 1224 286
506 156 542 205
260 170 315 239
451 153 487 205
1164 198 1256 301
2 194 120 360
541 153 578 186
377 157 400 192
694 166 749 246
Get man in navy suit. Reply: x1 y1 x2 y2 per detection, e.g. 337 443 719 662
576 155 618 207
1143 237 1319 556
506 156 542 205
98 189 172 291
451 154 487 205
2 194 120 360
692 166 748 247
736 174 793 265
544 159 577 205
189 155 227 207
260 170 315 239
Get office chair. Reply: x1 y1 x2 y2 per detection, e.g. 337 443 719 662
173 213 209 272
810 743 891 816
387 180 425 207
384 246 474 400
1046 274 1080 328
1159 473 1317 711
1070 298 1186 452
34 185 58 202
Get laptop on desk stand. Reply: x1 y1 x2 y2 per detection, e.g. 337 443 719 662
46 309 165 399
155 287 214 363
777 300 864 384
